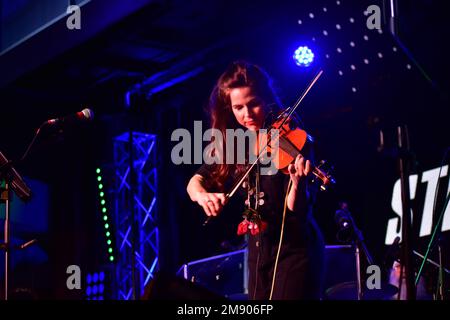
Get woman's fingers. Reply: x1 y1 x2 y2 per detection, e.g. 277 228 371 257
288 163 296 174
292 155 311 177
210 197 221 213
199 193 225 216
295 155 304 176
206 199 218 215
304 159 311 175
216 193 226 205
202 201 212 216
198 193 213 216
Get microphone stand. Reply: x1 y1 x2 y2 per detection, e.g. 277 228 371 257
0 111 93 299
335 206 374 300
396 125 416 300
0 178 12 301
0 120 49 300
0 152 33 300
353 220 374 300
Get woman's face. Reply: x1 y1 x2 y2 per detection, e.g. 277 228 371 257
229 87 265 131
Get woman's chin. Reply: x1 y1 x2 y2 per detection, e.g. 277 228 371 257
245 125 260 131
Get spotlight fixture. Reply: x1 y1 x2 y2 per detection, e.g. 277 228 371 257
293 46 315 67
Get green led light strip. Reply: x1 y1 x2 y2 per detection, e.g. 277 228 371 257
96 167 115 262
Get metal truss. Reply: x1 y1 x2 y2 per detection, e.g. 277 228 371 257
113 132 158 299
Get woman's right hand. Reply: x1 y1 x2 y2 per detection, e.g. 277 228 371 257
195 192 226 217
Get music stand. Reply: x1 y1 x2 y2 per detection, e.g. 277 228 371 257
0 150 32 300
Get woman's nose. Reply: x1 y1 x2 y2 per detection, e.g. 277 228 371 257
243 106 253 117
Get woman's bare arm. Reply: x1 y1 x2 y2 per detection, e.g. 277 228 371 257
187 174 225 217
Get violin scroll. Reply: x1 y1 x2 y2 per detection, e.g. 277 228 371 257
311 160 335 191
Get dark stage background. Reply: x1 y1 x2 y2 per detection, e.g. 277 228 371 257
0 0 448 299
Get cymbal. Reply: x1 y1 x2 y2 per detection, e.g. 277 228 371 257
325 281 398 300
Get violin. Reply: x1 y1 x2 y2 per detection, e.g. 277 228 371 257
250 69 334 189
257 112 335 191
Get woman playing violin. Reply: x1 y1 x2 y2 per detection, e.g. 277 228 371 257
187 61 325 300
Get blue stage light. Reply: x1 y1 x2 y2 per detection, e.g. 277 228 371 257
93 273 99 283
293 46 314 67
99 271 105 282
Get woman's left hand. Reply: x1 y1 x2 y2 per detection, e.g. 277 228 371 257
287 154 311 189
287 154 311 212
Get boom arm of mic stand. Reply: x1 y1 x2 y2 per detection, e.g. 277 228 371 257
345 214 374 301
348 214 374 265
354 228 374 266
413 250 450 275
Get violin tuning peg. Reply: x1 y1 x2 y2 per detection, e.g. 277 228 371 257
258 199 265 206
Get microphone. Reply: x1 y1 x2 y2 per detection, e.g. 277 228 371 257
334 202 353 242
335 201 352 229
335 209 350 228
47 108 94 125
